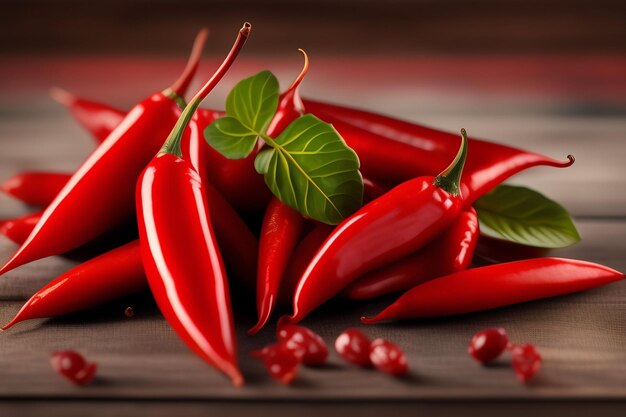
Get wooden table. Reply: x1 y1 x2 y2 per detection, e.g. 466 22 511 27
0 55 625 416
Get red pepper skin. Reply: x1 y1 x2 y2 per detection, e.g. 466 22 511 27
287 176 463 324
362 258 625 323
181 112 259 290
2 240 146 330
303 99 574 206
278 222 334 306
249 198 305 335
345 208 479 299
0 32 209 277
0 172 71 207
362 177 389 201
0 211 42 245
137 154 242 386
51 88 126 144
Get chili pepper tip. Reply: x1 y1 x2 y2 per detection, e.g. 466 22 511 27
241 22 252 36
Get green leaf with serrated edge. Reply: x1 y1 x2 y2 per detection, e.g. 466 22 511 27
204 117 258 159
225 70 279 134
254 148 273 174
259 114 363 225
474 185 581 248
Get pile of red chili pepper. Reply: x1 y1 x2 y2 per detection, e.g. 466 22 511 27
1 24 623 387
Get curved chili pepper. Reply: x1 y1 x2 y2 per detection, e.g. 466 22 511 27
249 198 306 334
2 240 146 330
285 129 469 324
303 99 574 206
0 172 72 207
181 110 258 290
279 222 334 306
51 88 126 144
475 235 549 264
249 55 311 334
0 211 42 245
0 30 208 277
345 208 479 299
137 24 250 386
362 258 624 322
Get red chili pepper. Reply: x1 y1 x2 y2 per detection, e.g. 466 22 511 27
362 258 625 323
51 88 126 144
0 211 42 245
362 177 389 201
0 30 208 276
136 24 250 386
344 207 479 299
303 99 574 206
0 172 71 207
181 111 259 290
248 58 311 334
284 130 468 324
250 198 306 334
278 222 334 306
2 240 146 330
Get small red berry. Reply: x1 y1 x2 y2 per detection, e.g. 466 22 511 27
124 307 134 318
369 338 408 376
335 329 372 367
277 324 328 366
511 343 542 383
251 342 301 384
50 351 97 385
468 328 509 364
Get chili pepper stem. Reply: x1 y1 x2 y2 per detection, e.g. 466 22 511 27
49 87 76 107
286 49 310 93
165 28 209 99
160 23 251 157
433 128 468 197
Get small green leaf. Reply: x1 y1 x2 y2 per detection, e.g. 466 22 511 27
258 114 363 225
254 148 273 174
225 70 279 134
474 185 581 248
204 117 258 159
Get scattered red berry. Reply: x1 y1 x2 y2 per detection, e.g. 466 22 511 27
335 329 372 367
50 350 97 385
277 324 328 366
251 342 302 384
369 338 408 376
124 306 134 318
511 343 542 383
468 328 509 364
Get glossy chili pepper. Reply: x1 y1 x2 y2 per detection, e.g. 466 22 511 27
0 30 208 277
345 207 479 299
3 178 257 328
51 88 126 144
137 23 250 386
0 211 42 245
362 258 625 323
285 129 469 324
2 240 146 330
0 172 71 207
303 99 574 206
249 198 305 334
181 110 259 291
248 57 311 334
278 222 334 306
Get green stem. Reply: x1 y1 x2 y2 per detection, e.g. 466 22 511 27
160 22 251 157
260 133 279 148
433 128 468 197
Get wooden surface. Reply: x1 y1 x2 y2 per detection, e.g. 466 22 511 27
0 54 625 417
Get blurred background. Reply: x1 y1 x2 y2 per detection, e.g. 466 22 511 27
0 0 624 217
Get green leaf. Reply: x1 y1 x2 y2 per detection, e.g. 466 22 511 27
225 70 279 134
474 185 581 248
258 114 363 225
254 148 273 174
204 117 258 159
